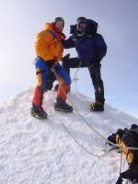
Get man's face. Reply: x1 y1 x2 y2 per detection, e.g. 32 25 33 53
77 23 86 30
55 21 64 32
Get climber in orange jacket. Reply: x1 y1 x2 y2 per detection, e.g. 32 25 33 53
31 17 73 119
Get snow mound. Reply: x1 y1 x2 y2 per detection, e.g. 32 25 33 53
0 87 137 184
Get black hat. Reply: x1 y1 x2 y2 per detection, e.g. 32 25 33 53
77 17 87 24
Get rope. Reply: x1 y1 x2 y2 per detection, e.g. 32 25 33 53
53 108 115 159
51 67 117 158
52 67 138 151
51 66 136 181
62 122 116 157
68 96 138 151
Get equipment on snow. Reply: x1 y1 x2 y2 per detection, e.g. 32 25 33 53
107 124 138 184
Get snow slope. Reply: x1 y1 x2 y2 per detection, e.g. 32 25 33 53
0 87 137 184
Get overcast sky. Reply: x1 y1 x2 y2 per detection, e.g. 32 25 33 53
0 0 138 117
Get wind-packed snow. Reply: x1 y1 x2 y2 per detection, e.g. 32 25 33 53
0 87 137 184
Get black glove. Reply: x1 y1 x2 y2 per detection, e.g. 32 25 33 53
62 54 70 62
46 60 56 69
117 129 125 138
80 61 91 68
107 133 117 145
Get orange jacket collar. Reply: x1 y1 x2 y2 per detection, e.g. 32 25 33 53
44 23 66 40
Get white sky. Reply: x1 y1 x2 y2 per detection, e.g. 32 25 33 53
0 0 138 117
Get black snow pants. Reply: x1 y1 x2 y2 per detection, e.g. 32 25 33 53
62 57 105 104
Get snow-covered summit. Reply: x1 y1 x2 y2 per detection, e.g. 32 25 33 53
0 87 137 184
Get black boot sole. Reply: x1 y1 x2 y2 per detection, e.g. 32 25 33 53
31 111 47 120
54 106 73 113
90 108 104 112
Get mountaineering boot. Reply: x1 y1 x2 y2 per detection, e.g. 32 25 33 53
31 104 47 120
90 101 104 112
54 96 73 112
31 87 47 119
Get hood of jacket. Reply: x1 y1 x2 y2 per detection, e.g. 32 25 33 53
70 19 98 36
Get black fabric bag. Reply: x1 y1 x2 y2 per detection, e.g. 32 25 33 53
107 124 138 183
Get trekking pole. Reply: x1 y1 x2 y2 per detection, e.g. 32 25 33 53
119 152 123 174
71 62 81 92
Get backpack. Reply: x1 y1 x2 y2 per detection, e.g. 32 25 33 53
86 19 98 35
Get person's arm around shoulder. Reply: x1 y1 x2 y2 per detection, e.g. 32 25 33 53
62 36 75 49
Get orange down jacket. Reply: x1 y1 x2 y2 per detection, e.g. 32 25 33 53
34 23 65 62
